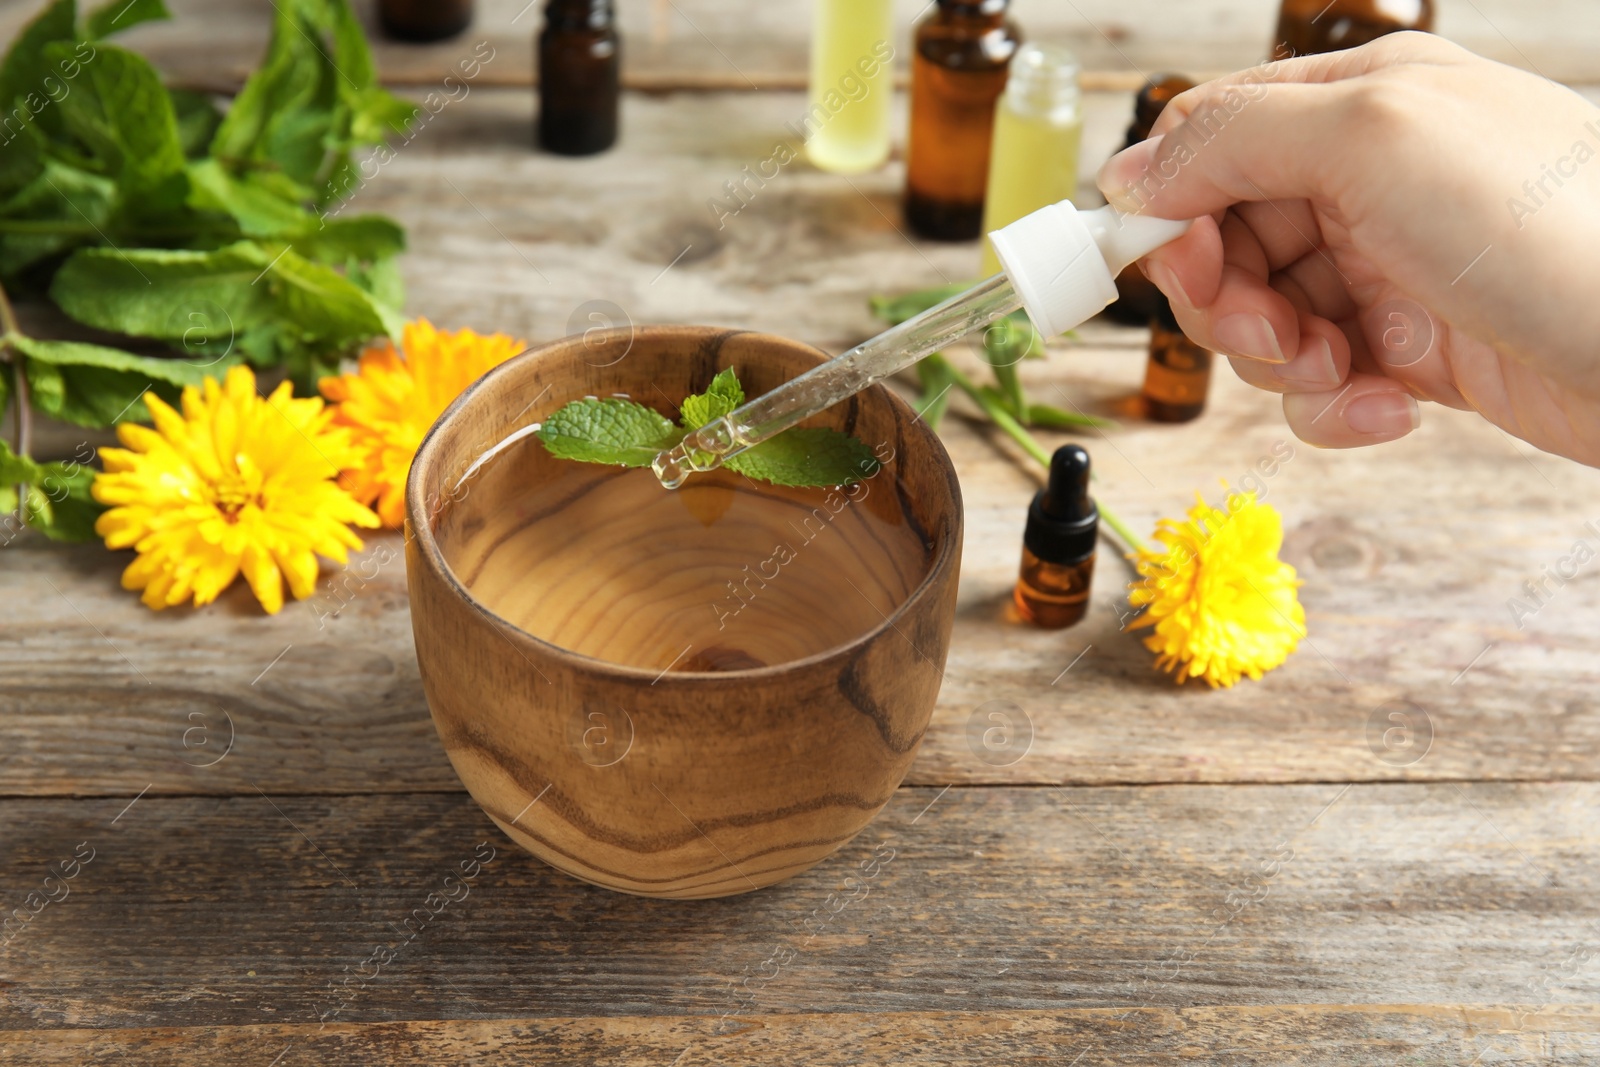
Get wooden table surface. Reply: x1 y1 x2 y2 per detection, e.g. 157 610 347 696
4 1 1600 1063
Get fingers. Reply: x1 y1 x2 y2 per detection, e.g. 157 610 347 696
1140 214 1224 309
1283 373 1422 447
1163 261 1299 365
1227 311 1350 392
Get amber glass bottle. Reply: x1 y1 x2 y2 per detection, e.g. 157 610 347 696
1142 300 1214 422
1272 0 1433 58
1014 445 1098 629
378 0 473 42
1104 74 1194 325
538 0 620 156
904 0 1021 241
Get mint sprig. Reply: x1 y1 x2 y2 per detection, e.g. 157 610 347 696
0 0 416 393
537 368 879 488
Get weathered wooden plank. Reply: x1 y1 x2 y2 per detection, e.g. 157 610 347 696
5 1006 1600 1066
1 785 1598 1032
4 87 1598 797
2 0 1595 89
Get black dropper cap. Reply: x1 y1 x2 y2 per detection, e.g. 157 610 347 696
1024 445 1098 565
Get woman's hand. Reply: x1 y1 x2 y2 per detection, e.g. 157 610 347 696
1097 33 1600 466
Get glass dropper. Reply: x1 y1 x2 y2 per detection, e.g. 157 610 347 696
651 202 1193 489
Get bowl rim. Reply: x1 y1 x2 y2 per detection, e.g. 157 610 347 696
405 325 964 683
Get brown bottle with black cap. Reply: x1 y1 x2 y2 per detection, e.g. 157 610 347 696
1014 444 1098 629
538 0 621 156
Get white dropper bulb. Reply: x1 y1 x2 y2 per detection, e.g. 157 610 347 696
988 202 1192 338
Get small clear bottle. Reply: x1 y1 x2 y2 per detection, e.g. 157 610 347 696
804 0 895 174
978 43 1082 277
538 0 621 157
1142 299 1214 422
1104 74 1194 325
905 0 1022 241
1272 0 1433 57
1014 445 1097 629
378 0 473 42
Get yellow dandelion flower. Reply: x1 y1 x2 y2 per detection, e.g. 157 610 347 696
92 365 380 615
1127 490 1305 688
320 318 526 528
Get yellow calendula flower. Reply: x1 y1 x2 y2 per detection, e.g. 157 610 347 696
320 318 526 528
1127 490 1305 688
93 365 380 615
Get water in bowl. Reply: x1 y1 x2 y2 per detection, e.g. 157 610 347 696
433 429 933 673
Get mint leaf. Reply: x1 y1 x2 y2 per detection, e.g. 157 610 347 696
538 398 682 468
169 89 223 158
45 43 185 191
0 0 76 140
727 428 879 488
0 439 103 544
680 367 743 430
50 242 279 337
212 0 416 197
346 255 406 340
186 158 311 235
210 5 337 187
13 335 221 428
84 0 170 38
347 254 404 310
0 123 46 198
291 215 406 264
49 240 390 392
0 160 117 277
261 245 389 345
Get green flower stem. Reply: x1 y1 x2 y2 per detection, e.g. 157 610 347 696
928 353 1147 554
0 279 30 524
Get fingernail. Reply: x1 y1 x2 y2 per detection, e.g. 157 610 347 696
1097 135 1163 212
1144 259 1192 309
1213 313 1286 364
1344 393 1420 436
1276 335 1339 385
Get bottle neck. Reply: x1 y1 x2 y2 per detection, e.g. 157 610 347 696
1003 44 1080 121
545 0 612 31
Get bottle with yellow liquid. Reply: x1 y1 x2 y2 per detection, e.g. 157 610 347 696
801 0 895 174
978 43 1082 276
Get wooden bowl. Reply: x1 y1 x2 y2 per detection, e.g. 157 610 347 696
404 327 963 898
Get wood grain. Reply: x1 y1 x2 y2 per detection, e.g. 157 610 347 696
405 327 961 896
3 0 1595 90
3 87 1598 798
0 785 1596 1030
6 1006 1600 1065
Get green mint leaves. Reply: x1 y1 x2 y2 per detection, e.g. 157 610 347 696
678 366 743 430
0 0 417 394
719 427 878 488
538 397 682 469
538 368 880 488
0 439 100 543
